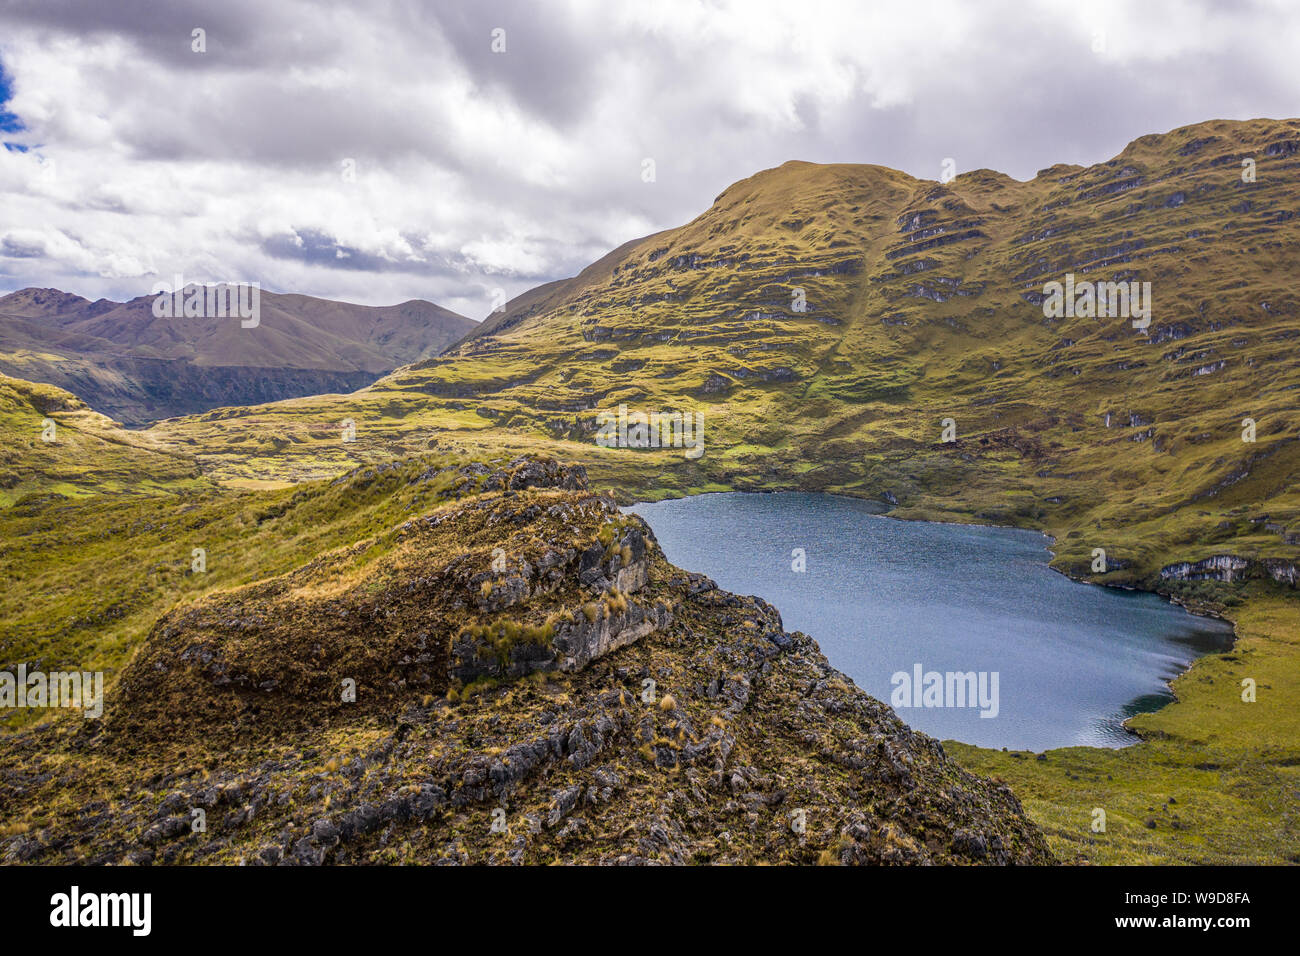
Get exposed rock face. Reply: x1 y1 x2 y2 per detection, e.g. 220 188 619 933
1160 554 1297 587
0 456 1052 865
449 522 672 682
1261 558 1299 586
552 593 669 673
1160 555 1252 582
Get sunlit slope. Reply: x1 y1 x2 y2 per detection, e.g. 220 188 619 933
147 118 1300 581
0 373 204 506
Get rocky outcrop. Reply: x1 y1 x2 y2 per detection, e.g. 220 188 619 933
449 523 674 682
108 458 660 736
0 456 1053 866
1160 554 1251 582
1159 553 1297 587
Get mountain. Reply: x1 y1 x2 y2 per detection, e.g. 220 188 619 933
0 456 1051 864
4 117 1300 865
0 287 477 424
147 118 1300 584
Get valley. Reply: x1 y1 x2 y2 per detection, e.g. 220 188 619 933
0 287 476 424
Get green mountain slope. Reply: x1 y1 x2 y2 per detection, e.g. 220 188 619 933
148 118 1300 587
0 373 205 506
3 117 1299 865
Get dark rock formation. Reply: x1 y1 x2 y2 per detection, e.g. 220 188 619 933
0 456 1053 866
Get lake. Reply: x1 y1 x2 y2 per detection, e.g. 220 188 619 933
627 492 1235 750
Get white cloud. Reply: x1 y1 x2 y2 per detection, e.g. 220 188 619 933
0 0 1295 318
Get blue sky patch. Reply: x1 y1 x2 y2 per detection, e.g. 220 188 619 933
0 60 25 133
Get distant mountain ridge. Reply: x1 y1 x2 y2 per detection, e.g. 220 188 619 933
0 286 477 423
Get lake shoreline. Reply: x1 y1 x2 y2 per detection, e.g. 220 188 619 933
627 488 1235 752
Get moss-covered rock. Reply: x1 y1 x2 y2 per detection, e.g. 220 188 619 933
0 456 1050 865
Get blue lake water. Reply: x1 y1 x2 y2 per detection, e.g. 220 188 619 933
627 492 1236 751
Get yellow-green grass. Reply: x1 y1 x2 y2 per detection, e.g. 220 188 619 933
0 455 491 729
950 592 1300 865
0 373 206 507
3 118 1299 862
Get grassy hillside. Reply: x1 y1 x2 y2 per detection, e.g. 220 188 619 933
142 118 1300 585
0 373 205 506
0 454 478 728
2 117 1298 864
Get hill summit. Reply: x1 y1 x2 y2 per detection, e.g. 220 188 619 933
147 118 1300 590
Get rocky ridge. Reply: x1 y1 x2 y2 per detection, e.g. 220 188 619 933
0 457 1051 865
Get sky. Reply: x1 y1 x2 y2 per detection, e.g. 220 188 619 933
0 0 1297 319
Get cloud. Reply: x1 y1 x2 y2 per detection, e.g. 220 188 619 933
1 231 45 258
0 0 1296 318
